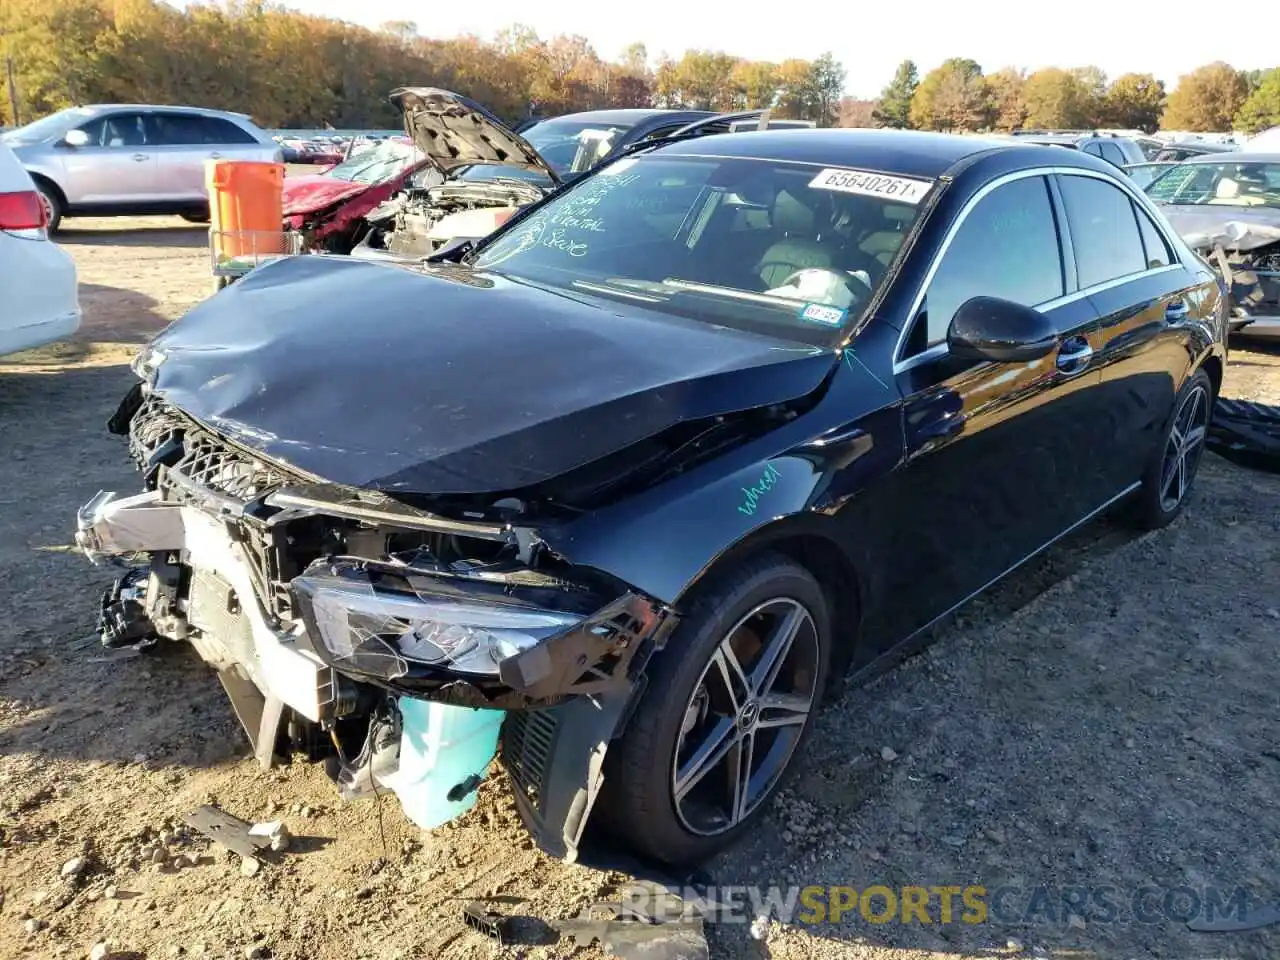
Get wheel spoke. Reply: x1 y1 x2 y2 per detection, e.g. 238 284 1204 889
751 604 805 696
1176 453 1187 502
711 644 749 714
1161 456 1179 501
728 731 755 824
1182 424 1206 452
674 717 738 801
756 691 811 729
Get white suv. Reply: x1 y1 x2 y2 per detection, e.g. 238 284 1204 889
0 143 81 356
1 105 282 232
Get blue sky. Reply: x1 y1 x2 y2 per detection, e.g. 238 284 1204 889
197 0 1274 98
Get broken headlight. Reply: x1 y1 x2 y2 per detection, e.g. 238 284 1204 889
292 568 583 679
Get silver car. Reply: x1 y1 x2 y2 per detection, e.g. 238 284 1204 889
1 104 282 232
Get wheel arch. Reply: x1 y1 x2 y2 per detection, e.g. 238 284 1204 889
27 171 67 209
672 512 867 680
1197 352 1223 400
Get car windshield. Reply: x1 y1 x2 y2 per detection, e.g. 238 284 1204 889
1145 161 1280 208
323 141 418 185
0 106 98 145
470 155 931 347
521 119 637 175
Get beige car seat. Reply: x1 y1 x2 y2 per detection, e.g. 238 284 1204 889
756 190 835 287
858 203 914 266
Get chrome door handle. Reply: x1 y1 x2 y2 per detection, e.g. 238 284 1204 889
209 151 222 159
1056 339 1093 375
1165 301 1189 321
131 153 148 162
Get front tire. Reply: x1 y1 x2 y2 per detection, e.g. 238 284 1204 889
1127 367 1213 530
603 553 831 865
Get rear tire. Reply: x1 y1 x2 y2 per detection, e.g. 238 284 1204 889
1126 367 1214 530
35 181 62 234
602 552 831 866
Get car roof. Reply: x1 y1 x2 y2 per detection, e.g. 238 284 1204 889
78 104 253 119
651 128 1072 180
537 109 715 124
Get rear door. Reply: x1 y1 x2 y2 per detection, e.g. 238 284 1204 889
146 113 266 202
866 172 1108 646
1054 171 1216 491
59 112 158 205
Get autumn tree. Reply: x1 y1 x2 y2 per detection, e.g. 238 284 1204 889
1235 67 1280 133
0 1 842 129
1022 67 1094 129
911 58 987 131
873 59 917 128
731 60 778 111
985 67 1027 131
1162 62 1249 131
838 98 876 128
1103 73 1165 132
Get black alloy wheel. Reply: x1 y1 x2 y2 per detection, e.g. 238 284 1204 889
1129 367 1214 529
602 553 832 865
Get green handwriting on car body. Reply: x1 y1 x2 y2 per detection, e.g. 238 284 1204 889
738 464 782 516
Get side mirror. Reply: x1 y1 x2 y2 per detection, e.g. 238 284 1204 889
947 296 1059 363
62 129 90 148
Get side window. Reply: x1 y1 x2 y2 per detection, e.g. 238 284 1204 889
78 113 146 147
149 114 257 145
1058 175 1148 287
914 176 1065 349
198 116 258 145
1100 143 1126 167
1133 203 1173 268
1082 141 1103 157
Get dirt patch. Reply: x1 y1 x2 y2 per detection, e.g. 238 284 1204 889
1 219 1277 960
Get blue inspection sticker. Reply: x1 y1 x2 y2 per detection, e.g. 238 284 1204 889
798 302 847 326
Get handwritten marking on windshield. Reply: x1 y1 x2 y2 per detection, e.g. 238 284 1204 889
738 463 782 516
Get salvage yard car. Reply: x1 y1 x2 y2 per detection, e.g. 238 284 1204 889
1144 154 1280 338
1 104 282 232
76 129 1227 867
350 92 774 261
0 143 80 355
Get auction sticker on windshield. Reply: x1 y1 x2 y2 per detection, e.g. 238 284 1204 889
808 168 933 204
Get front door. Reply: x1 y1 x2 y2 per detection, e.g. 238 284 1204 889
59 112 158 205
859 173 1111 650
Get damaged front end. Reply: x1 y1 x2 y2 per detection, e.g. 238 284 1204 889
1167 215 1280 334
76 387 676 859
355 173 546 261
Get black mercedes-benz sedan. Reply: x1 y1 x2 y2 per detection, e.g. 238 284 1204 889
77 129 1227 867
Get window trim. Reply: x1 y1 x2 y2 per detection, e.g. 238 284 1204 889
893 165 1184 374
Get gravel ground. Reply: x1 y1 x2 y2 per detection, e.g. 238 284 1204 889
1 217 1278 960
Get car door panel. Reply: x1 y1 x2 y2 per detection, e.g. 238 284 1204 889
61 113 157 205
865 294 1104 648
1054 172 1209 492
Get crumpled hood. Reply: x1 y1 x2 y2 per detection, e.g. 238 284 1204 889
390 87 559 185
140 256 834 495
1157 203 1280 252
281 174 375 216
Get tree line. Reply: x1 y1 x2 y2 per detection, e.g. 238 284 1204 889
871 59 1280 134
2 1 1277 136
0 0 845 128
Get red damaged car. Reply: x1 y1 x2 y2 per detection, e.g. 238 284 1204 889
282 138 425 252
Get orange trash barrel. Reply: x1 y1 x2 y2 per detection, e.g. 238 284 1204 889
205 159 285 261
